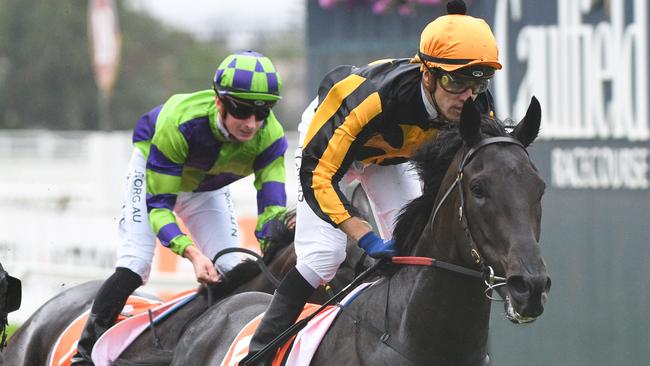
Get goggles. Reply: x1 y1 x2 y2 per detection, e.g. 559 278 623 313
220 95 274 121
437 71 490 95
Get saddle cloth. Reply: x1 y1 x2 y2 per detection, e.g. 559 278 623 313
48 288 197 366
220 282 373 366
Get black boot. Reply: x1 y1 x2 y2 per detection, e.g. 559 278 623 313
240 268 315 366
71 267 142 365
71 313 114 366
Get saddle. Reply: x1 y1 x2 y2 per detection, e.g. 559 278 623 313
48 289 197 366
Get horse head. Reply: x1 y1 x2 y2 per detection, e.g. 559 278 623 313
397 97 551 325
453 96 551 323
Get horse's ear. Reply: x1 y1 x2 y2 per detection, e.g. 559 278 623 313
5 276 21 312
512 96 541 147
459 98 481 146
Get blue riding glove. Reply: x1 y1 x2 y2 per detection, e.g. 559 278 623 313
357 231 396 259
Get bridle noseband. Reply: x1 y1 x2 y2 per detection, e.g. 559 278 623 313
395 136 529 295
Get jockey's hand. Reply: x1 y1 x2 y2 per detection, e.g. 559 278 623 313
183 245 220 285
357 231 396 259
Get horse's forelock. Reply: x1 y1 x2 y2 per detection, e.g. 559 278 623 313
393 117 508 255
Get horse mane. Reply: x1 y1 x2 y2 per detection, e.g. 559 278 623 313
393 118 511 255
198 210 296 297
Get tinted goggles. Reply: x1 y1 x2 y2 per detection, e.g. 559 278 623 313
438 72 490 95
221 96 274 121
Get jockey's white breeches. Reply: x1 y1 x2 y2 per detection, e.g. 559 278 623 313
115 148 242 284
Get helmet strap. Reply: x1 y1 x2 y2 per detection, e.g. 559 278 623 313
429 78 444 119
422 69 443 118
215 98 233 141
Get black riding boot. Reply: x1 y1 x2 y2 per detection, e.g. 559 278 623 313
240 268 315 366
71 267 142 366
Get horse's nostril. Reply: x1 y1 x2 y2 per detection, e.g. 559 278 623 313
507 276 529 296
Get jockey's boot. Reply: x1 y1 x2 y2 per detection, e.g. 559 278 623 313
240 267 315 366
71 267 142 366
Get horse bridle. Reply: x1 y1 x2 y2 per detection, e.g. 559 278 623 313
394 136 529 295
350 136 531 366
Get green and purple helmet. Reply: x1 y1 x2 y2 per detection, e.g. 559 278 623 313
213 50 282 103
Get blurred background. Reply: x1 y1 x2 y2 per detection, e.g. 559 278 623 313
1 0 648 365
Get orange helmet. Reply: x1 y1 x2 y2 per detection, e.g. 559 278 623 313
418 1 502 73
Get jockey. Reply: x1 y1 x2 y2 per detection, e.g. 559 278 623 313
72 50 289 365
243 1 502 364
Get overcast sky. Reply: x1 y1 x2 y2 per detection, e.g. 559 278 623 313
127 0 306 40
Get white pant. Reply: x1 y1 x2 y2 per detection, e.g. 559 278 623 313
115 149 242 284
294 98 422 288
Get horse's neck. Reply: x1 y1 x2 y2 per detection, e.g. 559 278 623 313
388 266 492 364
392 188 492 363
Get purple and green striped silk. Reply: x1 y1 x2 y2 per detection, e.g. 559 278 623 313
132 89 287 255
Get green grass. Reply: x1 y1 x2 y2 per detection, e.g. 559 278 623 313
6 324 19 338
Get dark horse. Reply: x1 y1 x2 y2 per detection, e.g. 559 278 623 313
0 213 369 365
0 260 21 351
151 97 551 366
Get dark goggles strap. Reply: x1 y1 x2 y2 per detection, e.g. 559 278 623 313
418 50 474 66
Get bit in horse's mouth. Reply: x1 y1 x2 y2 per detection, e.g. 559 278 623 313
504 296 537 324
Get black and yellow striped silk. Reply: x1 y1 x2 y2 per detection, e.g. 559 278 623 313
300 58 493 227
300 59 433 227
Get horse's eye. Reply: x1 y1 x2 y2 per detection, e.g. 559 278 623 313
470 182 485 198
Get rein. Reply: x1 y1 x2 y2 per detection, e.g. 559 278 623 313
392 256 505 283
211 247 281 288
209 247 280 307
